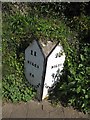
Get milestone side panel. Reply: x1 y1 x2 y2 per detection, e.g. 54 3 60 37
25 40 45 98
42 44 66 99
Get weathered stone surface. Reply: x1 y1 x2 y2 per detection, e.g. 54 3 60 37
63 106 88 118
63 106 80 118
49 106 64 118
2 103 13 118
2 100 87 118
78 111 88 118
27 100 49 118
10 102 27 118
41 100 55 112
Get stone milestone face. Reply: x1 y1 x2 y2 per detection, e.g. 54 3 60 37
25 40 45 100
42 43 65 99
25 39 65 100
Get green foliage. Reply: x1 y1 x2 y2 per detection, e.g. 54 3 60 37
2 3 90 113
66 42 90 113
2 4 72 103
2 49 36 102
49 42 90 113
49 31 90 113
2 9 37 103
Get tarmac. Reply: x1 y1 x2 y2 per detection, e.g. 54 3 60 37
2 100 89 119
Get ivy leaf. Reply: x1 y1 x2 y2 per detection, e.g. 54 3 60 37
86 67 90 75
85 95 88 99
79 64 83 68
80 54 84 61
77 86 81 93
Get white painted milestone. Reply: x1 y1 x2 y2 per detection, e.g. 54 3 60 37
25 40 44 99
25 39 66 101
42 44 65 99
